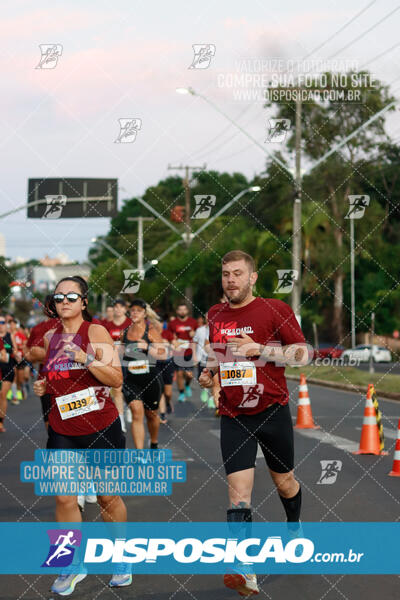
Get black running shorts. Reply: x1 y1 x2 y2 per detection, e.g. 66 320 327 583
157 358 175 386
47 418 126 450
123 372 162 411
220 403 294 475
40 394 51 423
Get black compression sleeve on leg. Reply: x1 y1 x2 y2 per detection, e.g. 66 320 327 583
227 507 252 538
279 485 301 522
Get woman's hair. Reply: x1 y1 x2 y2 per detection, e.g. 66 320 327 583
50 276 92 322
130 299 161 329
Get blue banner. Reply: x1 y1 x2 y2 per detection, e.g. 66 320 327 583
0 522 399 574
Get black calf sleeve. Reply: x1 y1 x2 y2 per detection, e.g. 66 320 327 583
227 506 252 539
279 485 301 522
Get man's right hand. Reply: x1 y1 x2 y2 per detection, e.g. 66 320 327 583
198 368 214 389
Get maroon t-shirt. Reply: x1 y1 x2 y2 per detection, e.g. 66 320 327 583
207 297 305 416
106 317 132 342
42 320 118 435
168 317 198 358
26 318 59 349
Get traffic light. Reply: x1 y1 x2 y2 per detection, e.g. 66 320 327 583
170 205 185 223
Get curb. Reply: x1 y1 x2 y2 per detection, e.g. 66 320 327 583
286 374 400 401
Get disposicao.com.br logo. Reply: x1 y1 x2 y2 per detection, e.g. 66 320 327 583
83 535 362 566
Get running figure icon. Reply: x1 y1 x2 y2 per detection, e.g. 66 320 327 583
46 531 77 566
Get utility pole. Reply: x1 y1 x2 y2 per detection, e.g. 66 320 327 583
127 216 154 271
350 217 356 349
167 163 206 309
369 311 375 374
293 95 302 324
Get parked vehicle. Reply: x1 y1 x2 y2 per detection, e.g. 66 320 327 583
314 343 345 360
341 344 392 364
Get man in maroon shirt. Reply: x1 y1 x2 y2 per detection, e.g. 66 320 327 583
199 250 310 597
168 303 197 402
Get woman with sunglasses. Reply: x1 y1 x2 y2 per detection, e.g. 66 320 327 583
120 299 168 449
33 276 131 595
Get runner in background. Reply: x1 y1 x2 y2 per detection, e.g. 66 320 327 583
120 299 167 449
25 295 59 429
193 316 213 408
0 317 19 420
106 299 132 432
157 326 175 423
168 303 197 403
9 319 29 403
102 304 114 328
0 333 9 432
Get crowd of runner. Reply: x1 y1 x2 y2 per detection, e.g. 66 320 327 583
0 250 308 597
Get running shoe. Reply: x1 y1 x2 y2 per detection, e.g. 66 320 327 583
178 392 186 403
184 385 192 398
160 413 168 424
125 406 132 423
119 413 127 433
51 570 87 596
85 495 97 504
200 389 209 403
109 563 132 587
224 572 259 596
10 397 20 405
109 572 132 587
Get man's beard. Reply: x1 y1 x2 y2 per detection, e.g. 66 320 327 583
226 282 251 305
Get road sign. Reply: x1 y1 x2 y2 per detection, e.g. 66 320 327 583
27 178 118 218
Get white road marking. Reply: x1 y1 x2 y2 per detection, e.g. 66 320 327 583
294 429 358 452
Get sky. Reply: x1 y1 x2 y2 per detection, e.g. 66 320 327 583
1 0 400 263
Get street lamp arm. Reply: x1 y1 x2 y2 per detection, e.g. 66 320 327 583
184 88 292 177
135 197 181 235
191 187 259 240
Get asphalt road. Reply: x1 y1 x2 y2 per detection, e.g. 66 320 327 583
1 379 400 599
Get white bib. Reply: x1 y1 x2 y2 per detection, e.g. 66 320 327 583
56 387 100 420
220 361 257 387
128 360 150 374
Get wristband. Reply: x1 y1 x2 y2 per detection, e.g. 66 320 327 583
85 352 96 367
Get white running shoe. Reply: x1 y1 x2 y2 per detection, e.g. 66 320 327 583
85 495 97 504
224 571 259 596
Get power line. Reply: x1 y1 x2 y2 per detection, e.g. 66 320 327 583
302 0 377 59
327 6 400 59
183 103 253 160
360 41 400 69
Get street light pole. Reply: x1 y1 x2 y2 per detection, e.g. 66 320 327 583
292 96 302 323
127 216 154 271
350 218 356 348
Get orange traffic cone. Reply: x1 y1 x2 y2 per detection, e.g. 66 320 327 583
294 373 320 429
389 418 400 476
354 384 387 456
